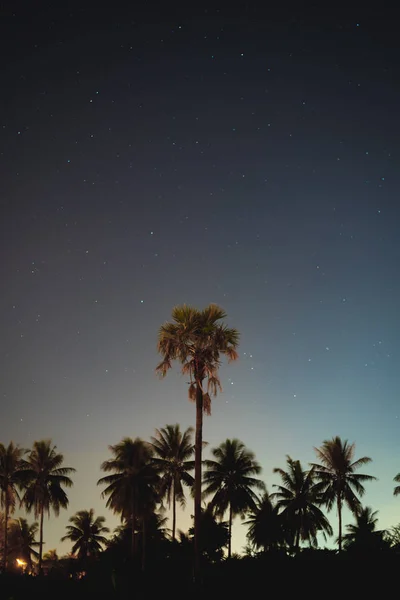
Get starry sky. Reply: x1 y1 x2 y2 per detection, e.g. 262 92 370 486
1 2 399 554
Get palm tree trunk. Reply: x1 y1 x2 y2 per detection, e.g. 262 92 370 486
228 503 233 558
141 518 146 572
38 504 44 575
295 528 300 553
172 477 176 542
3 495 9 571
338 497 342 552
194 381 204 583
131 497 136 560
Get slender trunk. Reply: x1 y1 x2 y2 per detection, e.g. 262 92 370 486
3 495 9 571
194 381 204 583
141 518 146 572
38 504 44 575
172 477 176 542
228 503 233 559
295 527 300 553
338 497 342 552
131 496 136 560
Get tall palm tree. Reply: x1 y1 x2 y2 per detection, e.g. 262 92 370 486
8 518 40 573
393 473 400 496
272 456 332 552
156 304 239 577
98 437 159 561
21 439 75 573
61 509 109 562
150 424 195 541
203 439 264 558
311 436 376 551
0 442 29 570
342 506 388 552
245 491 286 552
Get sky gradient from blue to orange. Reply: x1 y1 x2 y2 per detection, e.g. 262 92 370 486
1 2 399 554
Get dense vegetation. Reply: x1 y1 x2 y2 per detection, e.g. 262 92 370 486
1 305 399 598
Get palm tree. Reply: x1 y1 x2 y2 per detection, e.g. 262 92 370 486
203 439 264 558
311 436 376 551
387 523 400 553
188 503 229 563
342 506 388 552
61 509 109 562
98 437 159 561
393 473 400 496
0 442 29 570
156 303 239 578
42 549 59 574
272 456 332 552
150 424 195 541
8 518 40 573
21 439 75 573
245 491 286 552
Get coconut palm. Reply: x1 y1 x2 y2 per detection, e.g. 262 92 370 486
150 424 195 540
8 517 40 573
245 491 286 552
272 456 332 552
156 303 239 577
203 439 264 558
21 439 75 573
393 473 400 496
61 509 109 562
311 436 376 551
342 506 388 552
0 442 29 570
42 549 59 574
188 503 229 563
98 437 159 560
387 523 400 553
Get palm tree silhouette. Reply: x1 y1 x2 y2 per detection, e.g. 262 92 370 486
393 473 400 496
150 424 195 541
272 456 332 552
0 442 28 571
342 506 388 552
245 490 286 552
188 503 229 563
61 509 109 562
311 436 376 551
156 304 239 579
8 517 40 573
22 439 75 573
98 437 159 560
203 438 264 558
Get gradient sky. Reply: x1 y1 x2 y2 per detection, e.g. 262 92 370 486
1 2 399 555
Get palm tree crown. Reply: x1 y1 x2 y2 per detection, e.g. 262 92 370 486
22 439 75 572
156 304 240 413
156 303 239 579
311 436 376 551
203 438 264 558
245 491 285 552
272 456 332 551
8 518 40 573
0 442 28 570
342 506 388 552
61 509 109 560
393 473 400 496
150 424 195 540
98 437 159 559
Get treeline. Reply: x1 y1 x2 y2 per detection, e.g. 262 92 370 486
1 429 400 580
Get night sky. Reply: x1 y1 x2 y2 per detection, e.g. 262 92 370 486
1 2 399 554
